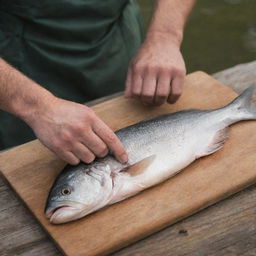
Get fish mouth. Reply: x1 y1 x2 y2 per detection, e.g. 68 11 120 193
45 201 85 224
45 205 71 219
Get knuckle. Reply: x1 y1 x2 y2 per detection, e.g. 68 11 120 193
72 124 84 134
94 125 104 136
173 67 185 77
161 66 172 74
132 63 144 73
105 133 117 144
177 70 185 78
83 108 95 121
96 144 108 156
168 65 176 73
52 139 62 150
147 64 158 73
61 130 73 143
86 107 95 116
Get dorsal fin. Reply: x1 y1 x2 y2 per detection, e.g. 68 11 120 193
123 155 156 177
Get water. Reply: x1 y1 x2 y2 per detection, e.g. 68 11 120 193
138 0 256 74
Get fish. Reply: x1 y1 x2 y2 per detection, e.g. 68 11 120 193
45 85 256 224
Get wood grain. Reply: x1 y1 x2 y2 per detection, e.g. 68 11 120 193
113 184 256 256
0 71 256 256
1 176 255 256
213 60 256 94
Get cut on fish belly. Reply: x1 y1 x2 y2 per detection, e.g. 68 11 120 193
45 85 256 224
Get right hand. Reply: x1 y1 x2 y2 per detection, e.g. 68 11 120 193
27 97 128 165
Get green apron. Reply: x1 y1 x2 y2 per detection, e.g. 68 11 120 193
0 0 143 149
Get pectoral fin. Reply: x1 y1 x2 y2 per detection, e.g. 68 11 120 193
123 155 156 177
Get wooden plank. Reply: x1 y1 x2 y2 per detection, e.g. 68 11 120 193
0 177 61 256
0 71 256 256
113 184 256 256
1 176 255 256
213 60 256 94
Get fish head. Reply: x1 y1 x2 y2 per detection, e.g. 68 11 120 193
45 162 113 224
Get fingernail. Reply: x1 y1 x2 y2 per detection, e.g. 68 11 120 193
167 97 176 104
120 153 128 163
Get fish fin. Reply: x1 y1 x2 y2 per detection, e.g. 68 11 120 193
227 84 256 120
197 127 229 158
123 155 156 177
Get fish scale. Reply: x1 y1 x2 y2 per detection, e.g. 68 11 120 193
45 85 256 224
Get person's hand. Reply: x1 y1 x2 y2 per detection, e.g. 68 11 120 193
125 32 186 106
27 97 128 165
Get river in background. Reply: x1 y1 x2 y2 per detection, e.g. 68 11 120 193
138 0 256 74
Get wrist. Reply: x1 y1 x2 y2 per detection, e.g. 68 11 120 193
16 89 58 126
144 29 183 48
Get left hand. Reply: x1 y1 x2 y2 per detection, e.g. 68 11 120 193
125 33 186 106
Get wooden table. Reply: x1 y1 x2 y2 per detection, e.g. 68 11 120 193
1 62 256 256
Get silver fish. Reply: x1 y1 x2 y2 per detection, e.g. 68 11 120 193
45 85 256 224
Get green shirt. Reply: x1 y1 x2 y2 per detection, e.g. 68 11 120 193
0 0 143 148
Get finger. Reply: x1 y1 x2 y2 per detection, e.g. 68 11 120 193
131 69 143 99
57 150 80 165
92 120 128 163
124 68 132 98
167 74 184 104
82 131 108 158
72 143 95 163
154 71 171 106
141 71 157 105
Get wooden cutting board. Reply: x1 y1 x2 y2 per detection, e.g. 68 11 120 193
0 71 256 256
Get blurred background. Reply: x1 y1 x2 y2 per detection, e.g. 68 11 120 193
138 0 256 74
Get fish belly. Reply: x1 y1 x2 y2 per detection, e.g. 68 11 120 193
109 123 228 205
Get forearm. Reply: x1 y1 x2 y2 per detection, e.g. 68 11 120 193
146 0 196 46
0 58 55 122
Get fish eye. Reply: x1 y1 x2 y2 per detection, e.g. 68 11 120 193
61 187 71 196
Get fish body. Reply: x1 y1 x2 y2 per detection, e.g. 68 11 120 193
45 86 256 224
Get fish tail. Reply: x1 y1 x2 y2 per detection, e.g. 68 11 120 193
226 84 256 121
